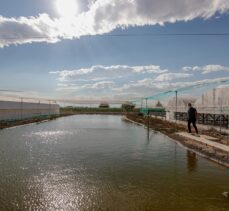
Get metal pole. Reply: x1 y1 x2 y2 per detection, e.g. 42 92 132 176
220 97 222 134
175 91 178 121
49 100 51 116
20 97 23 120
146 98 150 139
38 100 40 116
175 91 178 131
141 98 143 109
213 88 216 108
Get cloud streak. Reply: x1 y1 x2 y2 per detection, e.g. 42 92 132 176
50 65 168 82
183 64 229 74
57 81 115 91
1 0 229 47
50 64 229 99
154 73 192 82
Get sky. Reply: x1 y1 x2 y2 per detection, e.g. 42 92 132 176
0 0 229 103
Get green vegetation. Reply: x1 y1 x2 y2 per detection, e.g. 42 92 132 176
99 102 110 108
121 102 135 112
0 114 61 129
60 106 140 115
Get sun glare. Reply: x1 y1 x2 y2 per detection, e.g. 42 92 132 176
55 0 78 17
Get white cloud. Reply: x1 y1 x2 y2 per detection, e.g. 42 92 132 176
217 84 229 89
92 81 115 89
154 73 192 82
0 14 60 48
1 0 229 47
114 77 229 99
50 64 229 99
182 64 229 74
57 81 115 91
50 65 168 82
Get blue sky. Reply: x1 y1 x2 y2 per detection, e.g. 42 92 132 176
0 0 229 101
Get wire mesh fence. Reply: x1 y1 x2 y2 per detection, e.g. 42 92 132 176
0 95 59 121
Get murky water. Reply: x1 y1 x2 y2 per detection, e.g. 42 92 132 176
0 115 228 210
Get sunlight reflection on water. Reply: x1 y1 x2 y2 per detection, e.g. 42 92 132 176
0 115 229 210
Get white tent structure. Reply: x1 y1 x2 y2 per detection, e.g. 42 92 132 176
196 87 229 108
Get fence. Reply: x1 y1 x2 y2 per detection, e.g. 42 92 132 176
166 106 229 129
0 95 60 121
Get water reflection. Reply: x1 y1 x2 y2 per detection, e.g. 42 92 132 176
187 151 198 173
145 130 158 145
0 115 228 210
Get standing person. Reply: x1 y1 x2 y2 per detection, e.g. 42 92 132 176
187 103 198 134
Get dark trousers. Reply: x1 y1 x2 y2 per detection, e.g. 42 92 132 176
188 119 198 134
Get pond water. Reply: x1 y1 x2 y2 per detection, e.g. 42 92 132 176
0 115 228 210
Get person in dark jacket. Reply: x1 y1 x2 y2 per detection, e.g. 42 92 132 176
187 103 198 134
